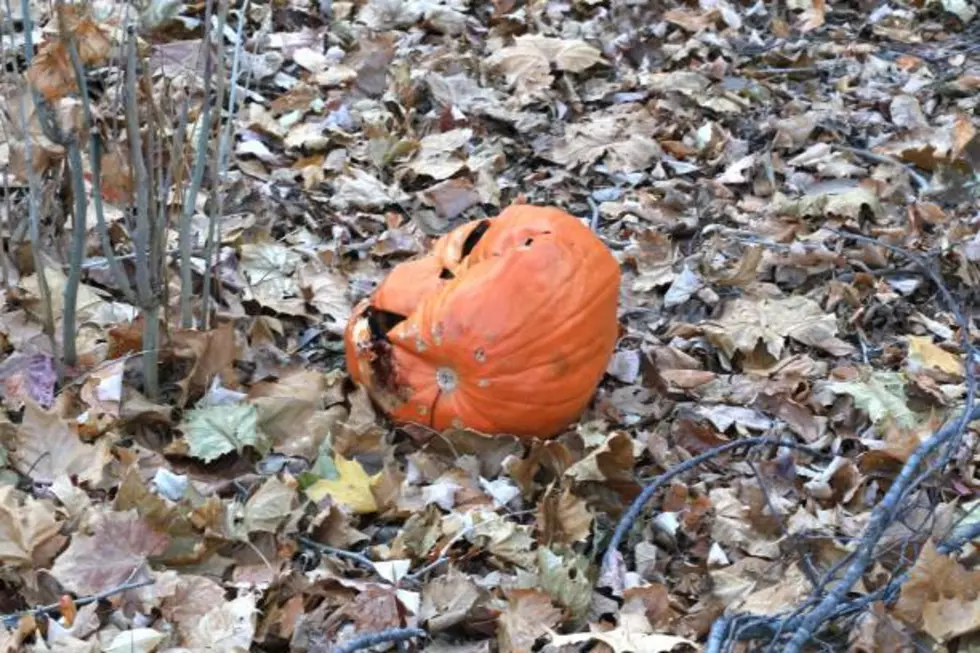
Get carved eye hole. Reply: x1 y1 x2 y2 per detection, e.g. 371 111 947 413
460 220 490 259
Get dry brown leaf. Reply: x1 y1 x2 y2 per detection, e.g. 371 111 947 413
185 593 259 650
535 485 593 545
892 541 980 643
26 41 76 102
702 294 854 362
487 35 605 103
497 589 563 653
906 335 963 377
0 485 62 568
546 105 662 174
420 567 492 632
545 612 695 652
10 398 111 485
50 509 169 595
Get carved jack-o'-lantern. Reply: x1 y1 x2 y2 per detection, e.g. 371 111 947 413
345 204 621 439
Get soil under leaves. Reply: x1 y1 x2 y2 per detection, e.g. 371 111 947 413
2 0 980 651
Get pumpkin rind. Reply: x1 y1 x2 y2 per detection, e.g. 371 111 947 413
345 204 621 439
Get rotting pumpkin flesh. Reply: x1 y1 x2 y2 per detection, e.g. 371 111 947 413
345 204 621 440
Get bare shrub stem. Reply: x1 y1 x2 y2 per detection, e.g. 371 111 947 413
178 0 219 329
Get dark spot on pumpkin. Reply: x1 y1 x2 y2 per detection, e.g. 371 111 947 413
460 220 490 259
360 309 410 406
474 347 487 363
551 353 570 376
439 268 455 279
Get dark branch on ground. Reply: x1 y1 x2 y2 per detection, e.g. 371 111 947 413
331 627 427 653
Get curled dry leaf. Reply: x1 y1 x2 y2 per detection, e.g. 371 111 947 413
486 35 606 103
544 612 696 653
0 485 62 568
893 541 980 644
497 589 563 653
535 485 593 545
26 41 77 102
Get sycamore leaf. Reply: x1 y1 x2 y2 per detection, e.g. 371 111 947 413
546 612 696 652
0 485 61 567
497 589 563 653
50 509 169 595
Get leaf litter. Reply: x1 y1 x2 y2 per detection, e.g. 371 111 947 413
1 0 980 651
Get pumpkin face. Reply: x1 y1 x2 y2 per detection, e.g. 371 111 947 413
345 204 621 439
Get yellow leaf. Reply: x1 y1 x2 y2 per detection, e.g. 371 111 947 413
907 335 963 376
305 455 380 514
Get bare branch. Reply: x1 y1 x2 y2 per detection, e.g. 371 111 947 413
1 579 154 629
298 536 386 581
202 0 250 329
837 144 930 192
178 0 218 328
331 627 427 653
63 36 137 305
601 436 820 591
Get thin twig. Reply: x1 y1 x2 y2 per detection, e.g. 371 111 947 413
298 537 385 580
0 579 154 628
178 0 218 328
123 26 153 306
64 38 137 306
50 0 90 371
331 627 426 653
837 144 930 191
61 136 89 368
600 436 812 587
202 0 250 329
587 195 600 232
15 0 58 365
0 0 16 291
745 66 824 76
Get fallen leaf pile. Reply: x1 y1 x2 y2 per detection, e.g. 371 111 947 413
0 0 980 651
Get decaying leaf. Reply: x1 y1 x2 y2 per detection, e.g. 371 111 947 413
50 509 169 595
545 612 696 652
486 35 605 103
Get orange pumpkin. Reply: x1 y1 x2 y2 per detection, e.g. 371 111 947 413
345 204 621 439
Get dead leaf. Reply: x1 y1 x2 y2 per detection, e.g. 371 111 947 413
0 485 62 568
545 611 696 652
498 589 563 653
50 509 169 595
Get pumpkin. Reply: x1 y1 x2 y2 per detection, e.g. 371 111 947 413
345 204 621 439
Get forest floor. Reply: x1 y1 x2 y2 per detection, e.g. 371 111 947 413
2 0 980 651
